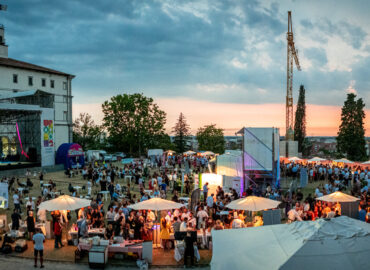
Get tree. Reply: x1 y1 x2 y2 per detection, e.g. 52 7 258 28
172 113 190 153
336 93 367 161
102 93 167 156
73 113 102 150
196 124 225 154
294 85 306 153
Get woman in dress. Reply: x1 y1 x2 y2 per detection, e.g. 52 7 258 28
160 217 170 249
26 211 36 239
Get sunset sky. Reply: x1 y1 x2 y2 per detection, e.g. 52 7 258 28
3 0 370 136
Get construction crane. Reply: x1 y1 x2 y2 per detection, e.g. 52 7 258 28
286 11 301 141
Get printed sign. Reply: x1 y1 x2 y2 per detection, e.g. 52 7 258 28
68 144 84 157
43 120 54 147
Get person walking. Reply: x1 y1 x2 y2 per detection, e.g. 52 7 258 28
203 182 209 202
11 208 22 230
53 220 64 248
13 190 21 213
33 228 45 268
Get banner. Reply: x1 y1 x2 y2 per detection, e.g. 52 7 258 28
41 108 55 167
0 182 9 209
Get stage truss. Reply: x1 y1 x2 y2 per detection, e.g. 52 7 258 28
0 109 41 164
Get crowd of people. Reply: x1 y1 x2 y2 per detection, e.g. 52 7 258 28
1 154 370 267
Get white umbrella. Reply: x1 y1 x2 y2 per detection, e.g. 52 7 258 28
200 151 215 156
38 195 91 211
129 198 184 211
308 157 326 162
0 196 7 201
288 156 301 161
333 158 353 164
316 191 360 203
183 150 196 155
226 196 281 211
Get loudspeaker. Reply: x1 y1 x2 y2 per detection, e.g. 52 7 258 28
28 147 37 162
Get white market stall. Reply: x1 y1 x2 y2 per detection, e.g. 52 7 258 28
216 151 243 194
211 216 370 270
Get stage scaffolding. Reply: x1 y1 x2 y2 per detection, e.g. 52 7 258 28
0 109 41 164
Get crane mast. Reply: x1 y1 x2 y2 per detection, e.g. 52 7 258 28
286 11 301 141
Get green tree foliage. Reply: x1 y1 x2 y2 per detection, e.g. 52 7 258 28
73 113 102 150
102 93 167 156
172 113 190 153
336 93 367 161
294 85 306 153
196 124 225 154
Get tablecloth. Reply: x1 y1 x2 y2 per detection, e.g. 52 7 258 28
78 241 142 258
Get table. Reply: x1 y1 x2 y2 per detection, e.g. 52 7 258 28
43 184 51 188
78 241 142 259
99 191 110 201
74 186 82 192
24 197 36 201
69 228 106 239
170 230 211 248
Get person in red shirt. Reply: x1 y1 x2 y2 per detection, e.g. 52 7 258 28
54 221 64 248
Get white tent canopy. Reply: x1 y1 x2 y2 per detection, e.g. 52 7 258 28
38 195 91 211
362 160 370 164
333 158 353 164
308 156 326 162
211 216 370 270
128 198 184 211
288 156 301 161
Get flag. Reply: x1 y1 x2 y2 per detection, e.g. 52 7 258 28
0 4 7 11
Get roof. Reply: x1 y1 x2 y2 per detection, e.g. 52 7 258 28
0 57 75 77
0 89 54 100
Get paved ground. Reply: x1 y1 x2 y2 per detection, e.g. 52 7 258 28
0 255 210 269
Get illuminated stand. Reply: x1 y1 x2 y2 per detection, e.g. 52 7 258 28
0 90 55 169
236 127 280 192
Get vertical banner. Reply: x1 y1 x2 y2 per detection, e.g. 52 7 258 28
0 182 9 209
41 109 55 167
194 174 199 189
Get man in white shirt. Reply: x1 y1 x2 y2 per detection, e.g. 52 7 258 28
287 207 303 223
180 217 188 232
181 208 190 221
196 207 208 229
26 197 35 211
232 214 245 229
13 190 21 213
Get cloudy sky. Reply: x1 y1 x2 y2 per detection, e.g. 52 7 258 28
2 0 370 136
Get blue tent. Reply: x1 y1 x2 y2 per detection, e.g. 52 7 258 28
56 143 85 169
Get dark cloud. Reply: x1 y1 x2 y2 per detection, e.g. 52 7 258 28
0 0 369 107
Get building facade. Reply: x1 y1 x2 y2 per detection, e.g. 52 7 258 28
0 24 74 150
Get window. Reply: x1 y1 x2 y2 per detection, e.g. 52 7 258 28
13 74 18 83
63 111 68 121
28 76 33 86
41 78 46 87
63 82 67 90
63 96 68 103
50 80 55 88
